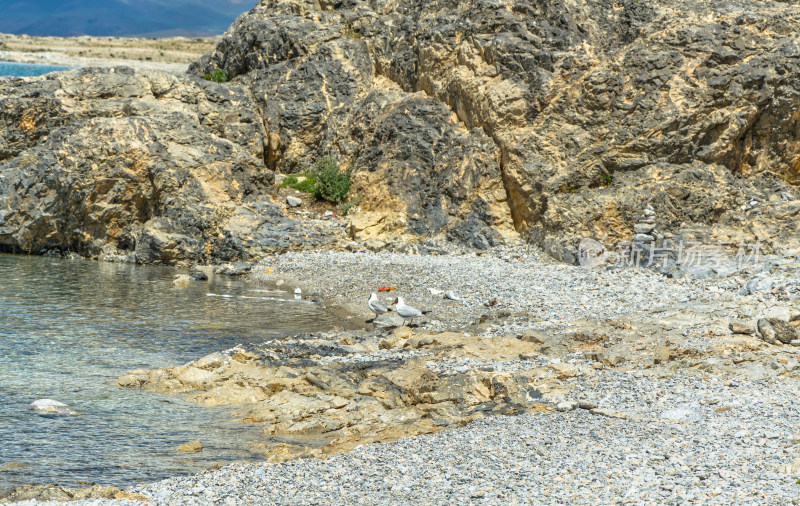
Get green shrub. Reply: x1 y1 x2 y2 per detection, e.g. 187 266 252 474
337 194 361 216
312 155 352 204
201 69 229 83
280 173 316 193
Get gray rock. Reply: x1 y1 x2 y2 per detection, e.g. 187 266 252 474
556 401 578 412
729 322 755 335
742 277 776 295
373 313 406 330
634 223 655 234
0 67 336 264
757 319 777 344
286 196 302 207
767 318 798 345
189 270 208 281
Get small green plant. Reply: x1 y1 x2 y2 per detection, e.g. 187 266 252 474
312 155 352 204
201 69 229 83
280 173 317 193
600 172 613 186
558 184 577 194
343 20 363 39
337 194 361 216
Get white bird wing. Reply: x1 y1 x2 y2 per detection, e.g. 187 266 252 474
397 304 422 318
369 299 388 313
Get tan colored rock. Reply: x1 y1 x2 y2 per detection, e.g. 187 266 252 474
176 440 203 453
172 274 194 287
347 212 407 241
729 322 756 335
548 362 580 380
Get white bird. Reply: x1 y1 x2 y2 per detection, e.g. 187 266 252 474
294 287 302 300
393 297 428 325
368 293 389 318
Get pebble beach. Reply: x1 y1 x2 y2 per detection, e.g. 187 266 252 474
7 244 800 505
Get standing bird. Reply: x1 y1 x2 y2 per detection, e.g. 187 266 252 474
393 297 429 326
368 293 389 319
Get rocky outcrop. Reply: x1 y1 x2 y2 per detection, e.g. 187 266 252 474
2 0 799 264
117 329 572 460
192 0 799 261
0 484 145 503
0 67 338 263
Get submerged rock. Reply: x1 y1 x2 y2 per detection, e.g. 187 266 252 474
27 399 76 416
176 440 203 453
0 484 142 503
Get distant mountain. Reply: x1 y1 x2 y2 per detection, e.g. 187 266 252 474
0 0 257 37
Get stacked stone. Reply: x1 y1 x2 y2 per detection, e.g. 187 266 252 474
630 206 657 267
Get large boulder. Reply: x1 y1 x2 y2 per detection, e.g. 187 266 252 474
0 67 336 263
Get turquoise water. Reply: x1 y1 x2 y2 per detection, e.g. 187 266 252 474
0 61 71 77
0 254 342 490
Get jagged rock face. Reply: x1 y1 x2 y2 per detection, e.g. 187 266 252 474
193 0 799 261
2 0 799 263
0 67 335 262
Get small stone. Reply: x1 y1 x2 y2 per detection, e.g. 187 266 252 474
757 319 777 344
578 401 597 410
791 340 800 347
444 290 461 301
633 233 654 243
470 490 485 498
27 399 77 416
188 270 208 280
634 223 655 234
176 440 203 453
519 330 546 344
590 408 627 419
764 318 798 344
557 401 578 412
729 322 755 335
172 274 193 286
373 313 405 330
592 362 604 370
286 195 302 207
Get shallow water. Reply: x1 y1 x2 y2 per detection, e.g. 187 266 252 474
0 61 71 77
0 254 342 490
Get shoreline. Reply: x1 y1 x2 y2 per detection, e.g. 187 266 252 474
6 245 798 503
0 33 216 73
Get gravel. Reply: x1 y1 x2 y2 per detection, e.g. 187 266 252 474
251 247 721 333
36 373 800 505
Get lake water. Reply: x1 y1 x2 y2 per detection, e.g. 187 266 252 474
0 254 342 491
0 61 71 77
